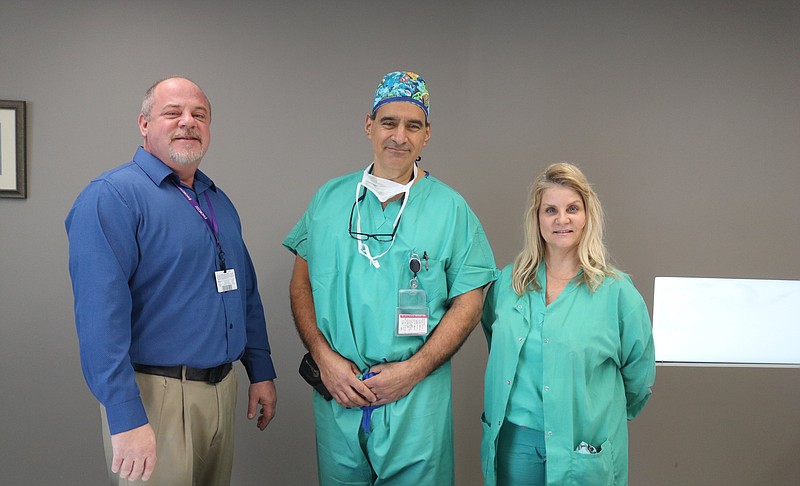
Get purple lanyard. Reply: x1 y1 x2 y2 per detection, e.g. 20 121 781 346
172 181 227 270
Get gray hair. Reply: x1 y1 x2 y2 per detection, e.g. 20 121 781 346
140 76 209 121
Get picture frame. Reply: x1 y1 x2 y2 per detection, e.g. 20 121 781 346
0 100 27 198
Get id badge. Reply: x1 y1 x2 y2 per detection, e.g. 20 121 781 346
396 287 429 336
215 269 238 293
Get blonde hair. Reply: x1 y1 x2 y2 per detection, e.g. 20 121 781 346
511 162 616 295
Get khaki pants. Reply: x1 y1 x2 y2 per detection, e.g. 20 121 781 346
101 368 238 486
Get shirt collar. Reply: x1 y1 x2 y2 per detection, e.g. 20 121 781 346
132 146 216 193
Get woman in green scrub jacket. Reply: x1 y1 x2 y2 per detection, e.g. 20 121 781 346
481 162 655 486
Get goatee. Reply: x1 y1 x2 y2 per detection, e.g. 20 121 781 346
169 145 205 166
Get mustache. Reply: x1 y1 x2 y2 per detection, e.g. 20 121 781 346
170 129 203 142
384 141 408 149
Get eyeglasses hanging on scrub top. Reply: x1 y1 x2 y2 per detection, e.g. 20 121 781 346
349 163 417 268
348 186 403 242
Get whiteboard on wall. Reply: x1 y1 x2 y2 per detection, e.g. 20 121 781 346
653 277 800 367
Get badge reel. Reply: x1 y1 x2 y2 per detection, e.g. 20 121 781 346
396 254 429 336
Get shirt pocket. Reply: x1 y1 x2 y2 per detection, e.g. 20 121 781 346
414 255 447 303
566 438 615 486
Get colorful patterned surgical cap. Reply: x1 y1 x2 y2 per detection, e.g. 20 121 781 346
372 71 430 120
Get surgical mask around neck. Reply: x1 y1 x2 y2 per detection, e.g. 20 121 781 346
354 163 418 268
360 163 417 202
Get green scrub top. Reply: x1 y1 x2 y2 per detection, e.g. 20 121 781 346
481 263 655 486
284 168 497 484
284 169 497 369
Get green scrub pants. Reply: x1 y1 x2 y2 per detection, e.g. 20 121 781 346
312 364 453 486
497 421 547 486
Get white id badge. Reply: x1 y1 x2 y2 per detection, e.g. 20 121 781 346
396 288 429 336
215 269 238 293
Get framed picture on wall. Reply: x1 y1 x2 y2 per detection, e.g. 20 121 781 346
0 100 27 198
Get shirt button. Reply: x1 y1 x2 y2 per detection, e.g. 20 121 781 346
543 338 549 344
544 386 550 391
506 380 512 385
547 431 553 437
516 304 523 309
518 337 524 342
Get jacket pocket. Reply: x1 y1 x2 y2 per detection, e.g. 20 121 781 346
566 438 614 486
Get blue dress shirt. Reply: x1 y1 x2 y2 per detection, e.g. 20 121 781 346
66 147 275 434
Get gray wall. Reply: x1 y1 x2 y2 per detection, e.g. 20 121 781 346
1 1 798 484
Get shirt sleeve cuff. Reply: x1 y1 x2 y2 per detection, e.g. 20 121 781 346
448 266 500 300
241 355 277 383
105 397 149 435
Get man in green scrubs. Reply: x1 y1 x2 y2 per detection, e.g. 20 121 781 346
284 71 497 485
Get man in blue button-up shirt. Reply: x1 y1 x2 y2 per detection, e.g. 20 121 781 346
66 76 277 485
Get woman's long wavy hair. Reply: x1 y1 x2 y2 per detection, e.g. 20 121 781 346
511 162 616 295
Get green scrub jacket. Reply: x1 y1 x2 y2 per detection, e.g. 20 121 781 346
284 169 497 485
481 264 655 486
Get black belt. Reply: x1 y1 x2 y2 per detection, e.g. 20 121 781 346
132 363 232 384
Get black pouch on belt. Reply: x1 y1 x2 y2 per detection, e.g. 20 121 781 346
299 352 333 401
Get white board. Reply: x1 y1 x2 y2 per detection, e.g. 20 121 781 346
653 276 800 367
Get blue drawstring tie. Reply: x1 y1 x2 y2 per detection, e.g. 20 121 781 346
360 371 383 433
